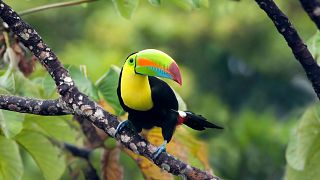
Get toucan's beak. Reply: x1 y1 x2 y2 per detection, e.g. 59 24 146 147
135 49 182 85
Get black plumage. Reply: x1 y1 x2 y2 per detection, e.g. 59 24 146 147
118 69 178 143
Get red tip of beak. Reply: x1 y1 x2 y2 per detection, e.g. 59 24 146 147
169 62 182 85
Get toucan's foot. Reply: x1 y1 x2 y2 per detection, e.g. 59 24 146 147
152 141 167 160
115 120 132 137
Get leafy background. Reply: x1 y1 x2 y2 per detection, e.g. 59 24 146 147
0 0 319 179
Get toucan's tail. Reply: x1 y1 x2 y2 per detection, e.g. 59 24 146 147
180 111 223 131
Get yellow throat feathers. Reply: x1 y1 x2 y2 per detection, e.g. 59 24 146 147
120 63 154 111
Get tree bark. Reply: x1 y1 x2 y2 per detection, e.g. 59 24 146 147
0 95 71 115
299 0 320 29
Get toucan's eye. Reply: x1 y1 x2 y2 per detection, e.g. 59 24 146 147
126 56 135 66
128 58 134 66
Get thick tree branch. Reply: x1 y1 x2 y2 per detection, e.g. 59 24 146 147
0 1 218 179
0 95 71 115
255 0 320 99
74 115 106 148
299 0 320 29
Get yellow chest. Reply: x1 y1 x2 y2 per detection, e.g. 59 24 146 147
120 68 154 111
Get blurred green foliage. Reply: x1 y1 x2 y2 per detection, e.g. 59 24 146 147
0 0 319 179
284 104 320 180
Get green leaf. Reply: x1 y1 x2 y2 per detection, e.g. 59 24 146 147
285 105 320 172
0 71 15 93
0 136 23 180
285 162 320 180
24 115 82 145
33 76 56 98
96 65 124 115
192 0 209 8
308 30 320 65
15 131 66 180
171 0 194 10
112 0 139 19
14 70 40 97
0 47 18 93
148 0 161 6
90 147 104 176
0 87 11 94
0 110 24 138
0 66 40 97
42 74 57 98
68 65 99 101
285 149 320 180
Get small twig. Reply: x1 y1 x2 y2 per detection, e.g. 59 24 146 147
83 164 100 180
64 143 100 180
19 0 99 16
299 0 320 29
255 0 320 99
64 143 90 159
0 95 72 115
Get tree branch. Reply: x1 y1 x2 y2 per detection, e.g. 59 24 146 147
19 0 99 16
0 1 218 179
0 95 71 115
64 143 90 159
64 143 100 180
74 115 106 148
299 0 320 29
255 0 320 99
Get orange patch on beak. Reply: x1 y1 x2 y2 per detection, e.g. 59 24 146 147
137 58 163 69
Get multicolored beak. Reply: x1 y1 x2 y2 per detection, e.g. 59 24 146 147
134 49 182 85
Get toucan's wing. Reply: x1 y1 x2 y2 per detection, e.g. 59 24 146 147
148 76 178 111
149 76 178 143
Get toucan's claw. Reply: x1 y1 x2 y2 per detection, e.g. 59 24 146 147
115 120 132 137
152 141 167 160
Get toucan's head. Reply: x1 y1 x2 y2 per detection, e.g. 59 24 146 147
124 49 182 85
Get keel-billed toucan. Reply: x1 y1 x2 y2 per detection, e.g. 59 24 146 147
116 49 222 159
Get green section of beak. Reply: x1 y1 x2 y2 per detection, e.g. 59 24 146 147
135 49 182 85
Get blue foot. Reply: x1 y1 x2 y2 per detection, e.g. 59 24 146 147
152 141 167 160
115 120 131 137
